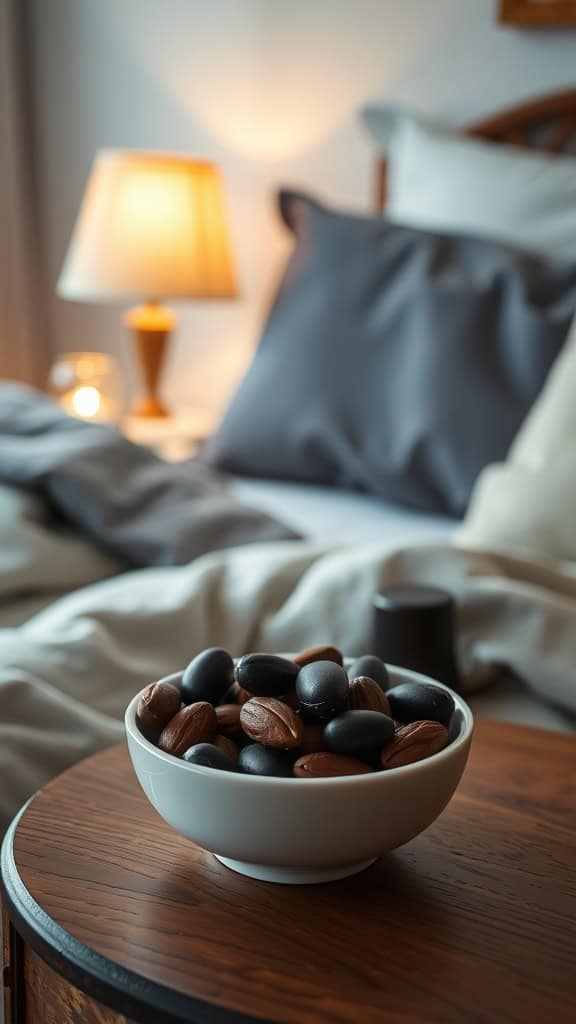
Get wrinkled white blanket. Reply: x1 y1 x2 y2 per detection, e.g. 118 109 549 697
1 482 576 831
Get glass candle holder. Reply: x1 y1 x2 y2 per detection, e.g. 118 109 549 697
48 352 124 424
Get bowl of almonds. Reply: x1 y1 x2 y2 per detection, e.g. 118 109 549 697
125 645 473 884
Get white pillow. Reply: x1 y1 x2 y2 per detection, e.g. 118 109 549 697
455 317 576 562
363 107 576 260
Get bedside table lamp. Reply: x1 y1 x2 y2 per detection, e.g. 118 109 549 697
57 150 237 417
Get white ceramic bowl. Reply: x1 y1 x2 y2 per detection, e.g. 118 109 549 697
125 665 473 885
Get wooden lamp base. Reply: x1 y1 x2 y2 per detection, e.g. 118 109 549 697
125 301 175 418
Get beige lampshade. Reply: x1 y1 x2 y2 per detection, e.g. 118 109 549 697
57 150 237 302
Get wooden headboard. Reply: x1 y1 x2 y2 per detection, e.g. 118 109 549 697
376 87 576 211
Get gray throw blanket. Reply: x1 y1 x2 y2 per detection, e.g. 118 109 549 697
0 384 299 565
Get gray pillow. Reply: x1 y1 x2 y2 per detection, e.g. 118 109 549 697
203 192 576 515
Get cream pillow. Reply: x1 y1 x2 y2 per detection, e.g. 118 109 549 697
455 317 576 561
362 107 576 260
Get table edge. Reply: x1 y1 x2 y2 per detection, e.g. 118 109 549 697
3 724 574 1023
1 802 270 1024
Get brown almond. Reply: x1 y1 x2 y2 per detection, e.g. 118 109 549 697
158 702 217 757
225 681 253 705
297 723 327 755
215 703 243 736
293 751 372 778
214 734 239 761
293 645 343 667
348 676 391 715
136 681 182 738
240 697 304 750
381 720 448 770
279 691 299 710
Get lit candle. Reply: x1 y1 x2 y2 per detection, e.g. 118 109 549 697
69 385 102 419
48 352 124 424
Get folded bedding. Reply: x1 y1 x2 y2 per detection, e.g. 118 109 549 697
0 383 298 569
0 384 456 629
0 483 120 627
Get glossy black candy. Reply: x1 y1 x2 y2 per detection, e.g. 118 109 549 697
182 742 237 772
181 647 235 706
237 743 295 778
387 682 455 727
324 710 394 759
296 661 350 722
236 653 299 697
346 655 389 691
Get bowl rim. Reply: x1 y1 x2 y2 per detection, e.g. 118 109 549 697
125 663 474 788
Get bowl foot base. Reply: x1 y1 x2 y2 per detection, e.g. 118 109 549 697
214 855 378 884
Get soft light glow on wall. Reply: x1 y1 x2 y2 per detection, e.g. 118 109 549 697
112 2 447 163
187 78 357 162
134 63 361 163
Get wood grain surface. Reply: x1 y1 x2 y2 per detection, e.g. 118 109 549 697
24 944 135 1024
2 909 16 1024
3 721 576 1024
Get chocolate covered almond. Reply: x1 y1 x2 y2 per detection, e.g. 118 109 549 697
240 697 304 750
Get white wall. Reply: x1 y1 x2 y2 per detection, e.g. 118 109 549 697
30 0 576 421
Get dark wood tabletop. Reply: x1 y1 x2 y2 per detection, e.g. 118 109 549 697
2 720 576 1024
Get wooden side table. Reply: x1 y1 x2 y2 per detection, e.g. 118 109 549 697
2 721 576 1023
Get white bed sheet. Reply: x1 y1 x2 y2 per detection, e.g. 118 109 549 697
231 478 457 545
232 478 575 733
470 676 575 734
2 474 571 734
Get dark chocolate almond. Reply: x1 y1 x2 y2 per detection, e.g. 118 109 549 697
387 683 454 726
181 647 234 706
236 653 299 697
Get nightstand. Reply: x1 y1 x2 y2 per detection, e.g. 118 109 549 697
121 412 215 462
3 726 576 1022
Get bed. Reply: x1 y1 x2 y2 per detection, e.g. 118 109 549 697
231 478 456 545
227 85 576 542
1 87 576 831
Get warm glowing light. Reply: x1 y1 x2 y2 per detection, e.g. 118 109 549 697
49 352 123 424
57 152 237 301
70 385 101 419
